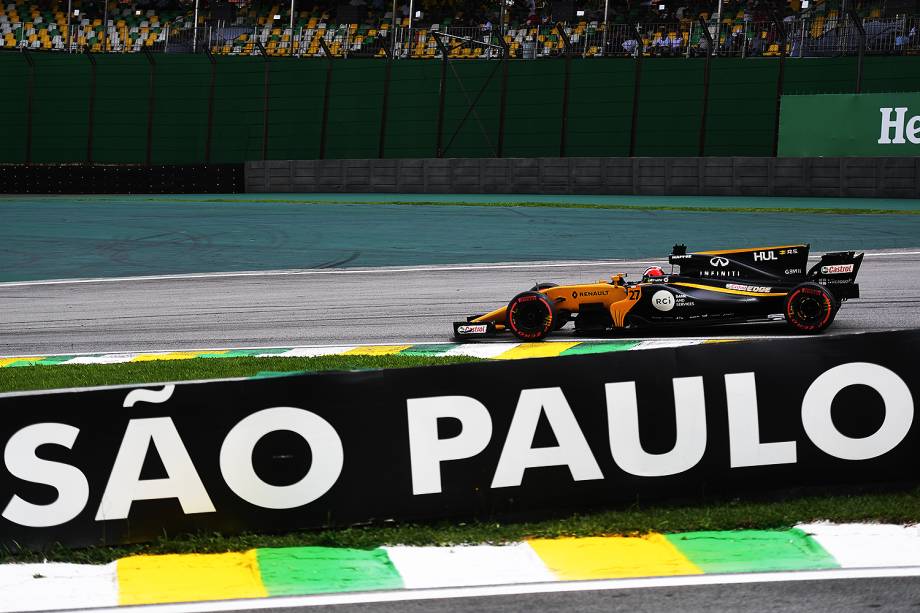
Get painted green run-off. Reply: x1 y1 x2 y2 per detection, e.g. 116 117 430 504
665 529 839 574
255 547 403 595
399 344 462 356
560 341 642 355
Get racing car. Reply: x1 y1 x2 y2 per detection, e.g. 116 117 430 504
453 244 862 340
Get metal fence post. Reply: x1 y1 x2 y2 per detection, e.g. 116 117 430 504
255 40 270 161
772 15 787 157
85 49 96 164
433 32 449 158
697 16 714 157
142 48 156 165
849 11 866 93
556 22 573 158
204 47 217 163
318 37 334 159
22 49 34 164
497 34 510 157
378 43 393 158
628 24 643 157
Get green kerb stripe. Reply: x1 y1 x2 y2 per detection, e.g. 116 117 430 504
399 344 458 356
256 547 403 595
202 349 290 358
665 529 839 574
35 356 77 366
561 341 642 355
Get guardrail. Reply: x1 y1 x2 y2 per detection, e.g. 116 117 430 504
245 157 920 199
1 330 916 550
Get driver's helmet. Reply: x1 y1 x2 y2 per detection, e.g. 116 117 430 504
643 266 666 282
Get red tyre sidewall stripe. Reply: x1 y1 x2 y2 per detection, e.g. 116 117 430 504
786 287 833 331
508 295 553 339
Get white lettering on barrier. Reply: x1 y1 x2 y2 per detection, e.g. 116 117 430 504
879 107 908 144
605 378 707 477
95 417 215 520
801 362 914 460
219 407 343 509
0 362 914 527
725 372 797 467
491 388 603 488
407 396 492 495
2 424 89 528
877 107 920 144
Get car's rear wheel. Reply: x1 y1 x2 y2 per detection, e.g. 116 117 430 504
506 291 556 341
784 282 837 333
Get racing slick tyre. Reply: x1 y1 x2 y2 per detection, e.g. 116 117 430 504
784 282 838 334
527 283 569 330
507 291 557 341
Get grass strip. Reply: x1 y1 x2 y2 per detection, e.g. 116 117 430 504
0 355 482 394
123 197 920 216
4 488 918 564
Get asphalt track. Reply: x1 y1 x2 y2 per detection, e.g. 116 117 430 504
1 249 919 355
4 196 920 612
252 576 920 613
3 195 920 282
71 572 920 613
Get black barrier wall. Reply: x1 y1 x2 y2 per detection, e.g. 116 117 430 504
246 157 920 198
0 330 917 550
0 164 244 194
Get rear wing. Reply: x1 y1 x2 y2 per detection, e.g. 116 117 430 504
808 251 863 300
668 244 810 281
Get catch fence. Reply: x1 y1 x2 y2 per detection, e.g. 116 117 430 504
1 51 918 165
3 15 920 58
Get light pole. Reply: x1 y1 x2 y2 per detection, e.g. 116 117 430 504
407 0 414 56
65 0 72 50
715 0 722 52
102 0 108 51
192 0 199 52
601 0 609 54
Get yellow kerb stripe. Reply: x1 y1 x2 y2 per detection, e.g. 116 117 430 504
131 351 211 362
673 282 787 298
528 535 702 580
495 342 581 360
344 345 413 356
695 245 804 255
117 551 267 605
0 357 43 367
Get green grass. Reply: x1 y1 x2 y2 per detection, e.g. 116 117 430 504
0 355 482 394
149 197 920 216
4 487 919 564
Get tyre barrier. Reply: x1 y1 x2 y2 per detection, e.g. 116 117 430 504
0 329 917 550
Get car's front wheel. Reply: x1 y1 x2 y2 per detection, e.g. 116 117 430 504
784 282 838 333
506 291 557 341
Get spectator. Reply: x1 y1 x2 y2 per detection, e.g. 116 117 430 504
695 33 709 56
622 36 638 56
750 31 765 56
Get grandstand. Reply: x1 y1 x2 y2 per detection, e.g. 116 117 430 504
0 0 917 56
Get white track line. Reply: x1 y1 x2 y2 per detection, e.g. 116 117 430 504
63 566 920 613
3 250 919 289
0 261 652 288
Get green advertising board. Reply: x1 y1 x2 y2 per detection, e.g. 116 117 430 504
779 92 920 157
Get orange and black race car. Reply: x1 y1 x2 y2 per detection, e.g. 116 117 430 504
453 244 863 341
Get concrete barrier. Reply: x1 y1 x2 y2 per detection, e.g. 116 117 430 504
246 157 920 198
